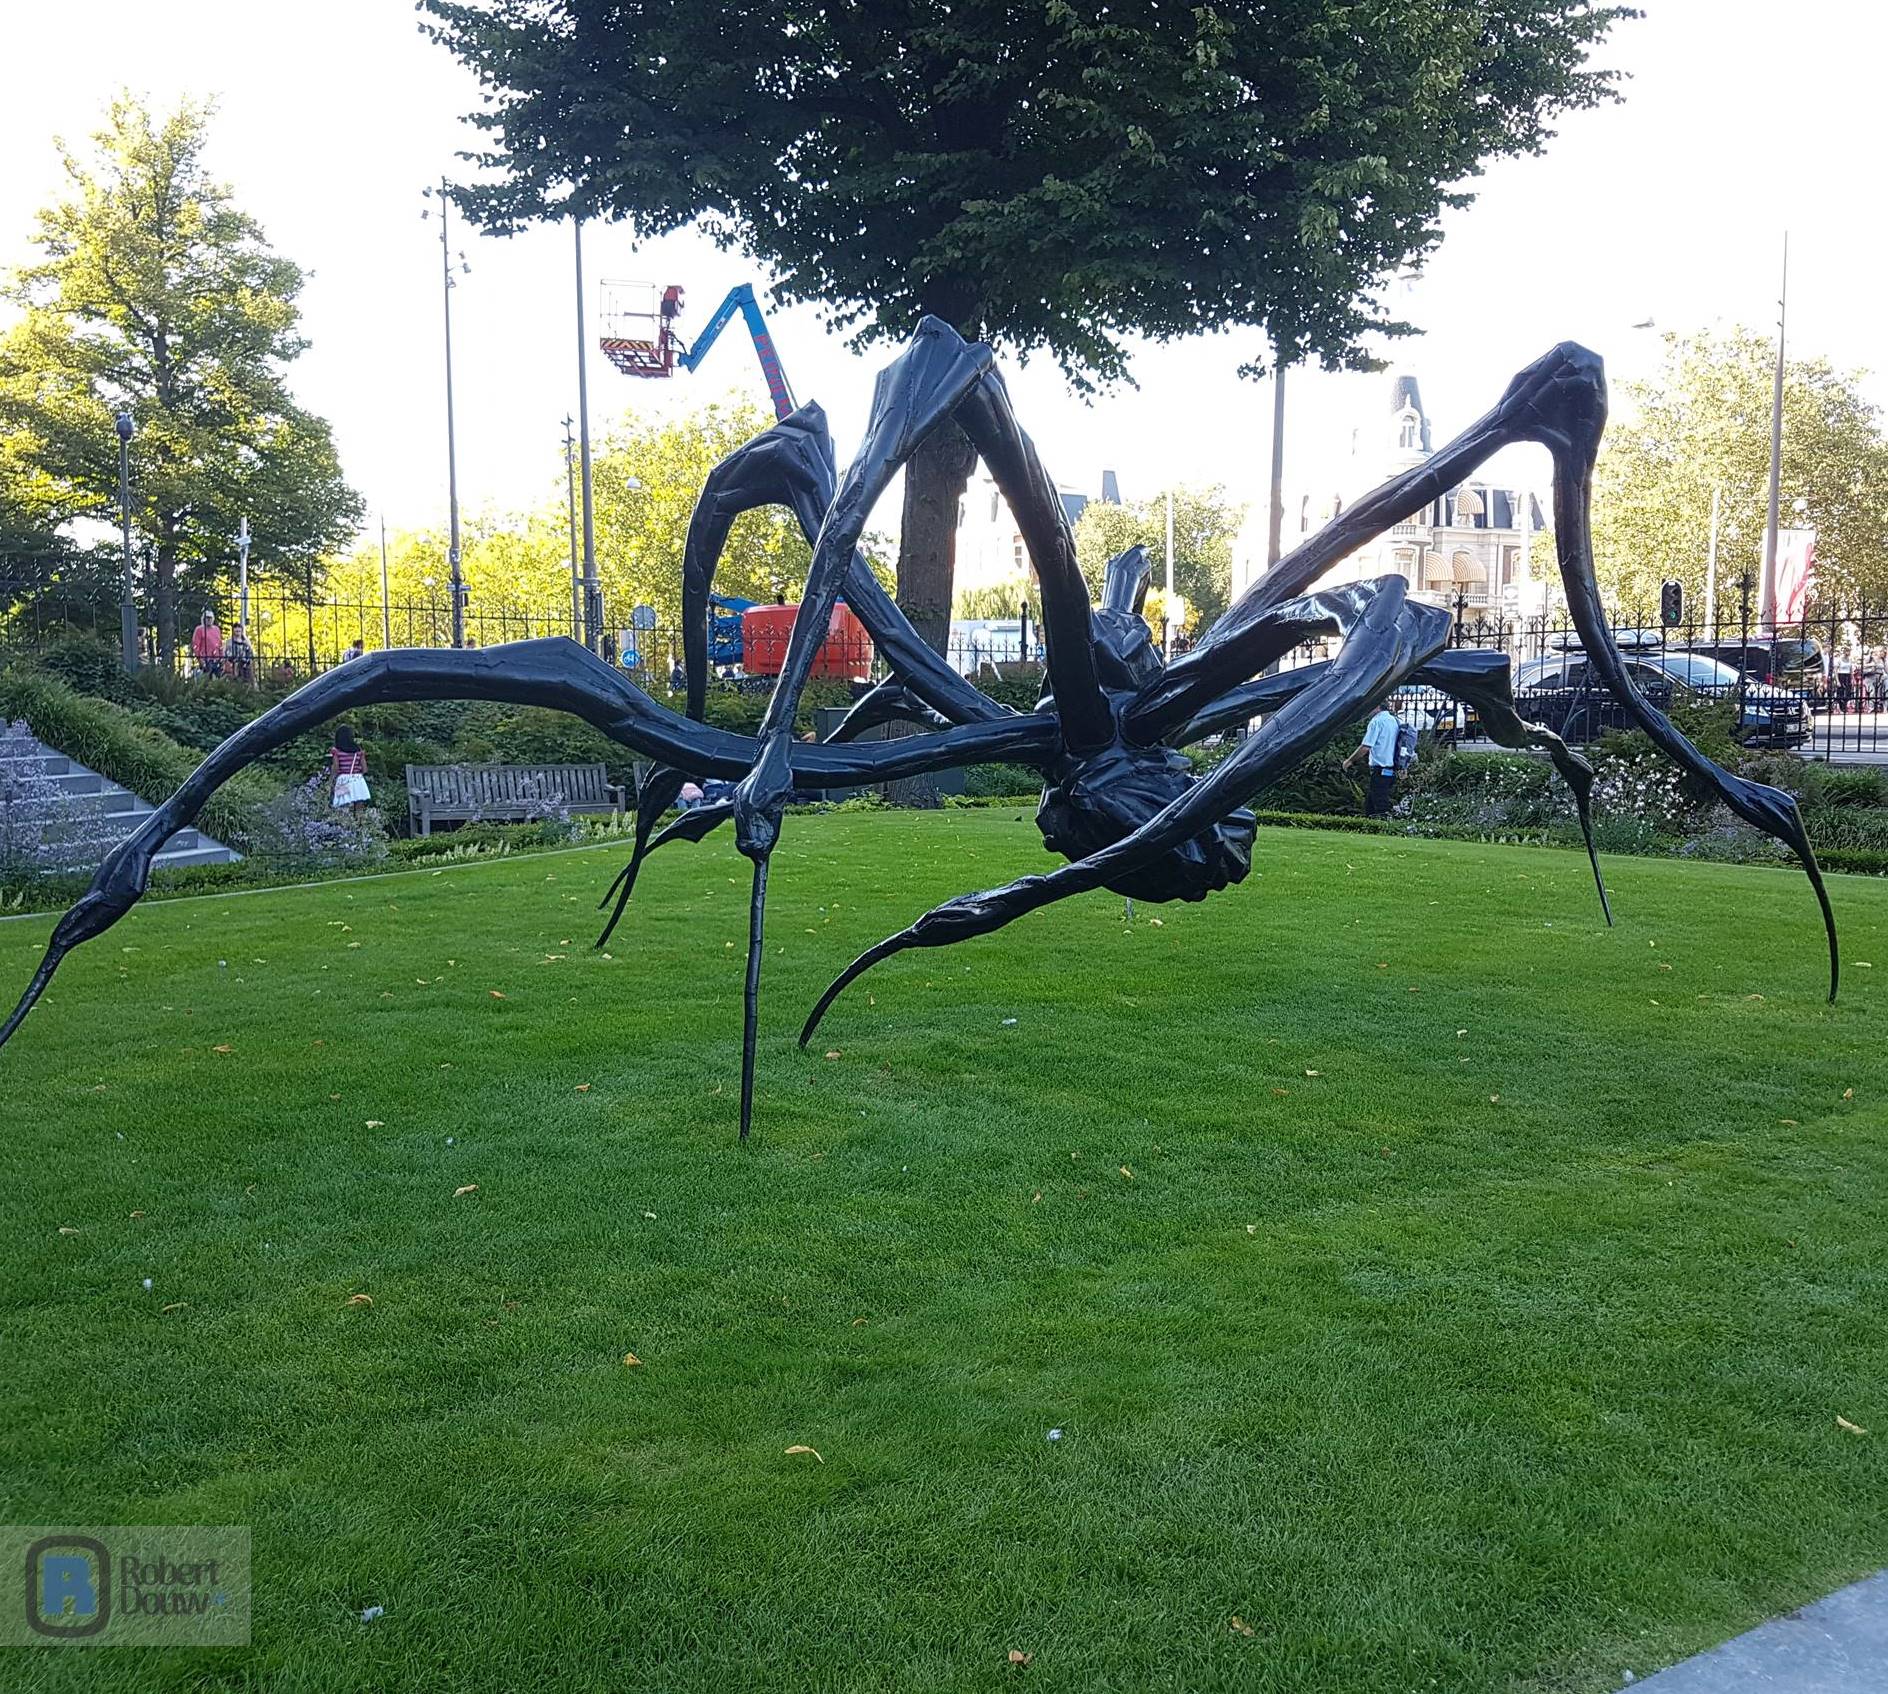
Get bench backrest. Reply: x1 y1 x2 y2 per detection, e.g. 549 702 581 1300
405 762 613 810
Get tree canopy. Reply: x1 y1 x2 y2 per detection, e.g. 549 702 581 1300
422 0 1635 648
0 96 362 662
1590 328 1888 614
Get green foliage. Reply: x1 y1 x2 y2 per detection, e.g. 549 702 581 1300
1591 326 1888 609
960 763 1041 799
1073 487 1245 630
0 96 362 664
424 1 1632 383
311 398 870 661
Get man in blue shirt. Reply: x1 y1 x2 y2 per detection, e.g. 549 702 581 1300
1343 705 1402 817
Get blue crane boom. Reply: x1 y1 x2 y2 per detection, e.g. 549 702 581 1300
676 285 797 421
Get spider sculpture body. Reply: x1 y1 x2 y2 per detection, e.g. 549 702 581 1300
0 321 1839 1137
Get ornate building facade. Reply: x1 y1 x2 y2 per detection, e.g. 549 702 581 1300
1234 371 1547 624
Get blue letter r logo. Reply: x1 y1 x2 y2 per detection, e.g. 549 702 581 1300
25 1537 111 1638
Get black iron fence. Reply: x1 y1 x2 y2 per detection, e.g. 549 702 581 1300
5 560 1887 761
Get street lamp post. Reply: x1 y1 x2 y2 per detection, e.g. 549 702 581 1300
563 414 581 640
423 182 471 647
115 408 137 674
573 216 602 650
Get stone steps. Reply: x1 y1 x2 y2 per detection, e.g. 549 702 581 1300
2 736 240 873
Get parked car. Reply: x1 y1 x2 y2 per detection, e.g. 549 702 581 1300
1509 649 1809 747
1677 635 1825 689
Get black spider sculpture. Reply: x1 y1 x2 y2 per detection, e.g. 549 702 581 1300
0 320 1839 1138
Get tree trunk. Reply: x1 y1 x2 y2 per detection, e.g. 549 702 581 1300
896 421 977 654
888 422 978 807
154 535 178 669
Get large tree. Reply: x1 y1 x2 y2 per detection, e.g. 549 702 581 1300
0 96 362 664
1590 327 1888 615
423 0 1634 649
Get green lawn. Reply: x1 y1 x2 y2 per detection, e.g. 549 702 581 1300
4 811 1886 1693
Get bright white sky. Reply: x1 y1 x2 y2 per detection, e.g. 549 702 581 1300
4 0 1885 547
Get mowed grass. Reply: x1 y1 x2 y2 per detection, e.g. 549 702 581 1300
3 810 1886 1694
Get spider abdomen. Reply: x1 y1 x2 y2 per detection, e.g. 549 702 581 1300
1036 742 1254 903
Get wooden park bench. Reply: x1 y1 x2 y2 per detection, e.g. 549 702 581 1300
405 762 628 836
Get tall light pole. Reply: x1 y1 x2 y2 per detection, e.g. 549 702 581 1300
115 407 137 674
1266 360 1287 568
1760 233 1788 634
1704 484 1721 641
379 515 392 648
235 515 251 633
563 414 582 640
1163 485 1176 659
423 181 470 647
573 217 602 650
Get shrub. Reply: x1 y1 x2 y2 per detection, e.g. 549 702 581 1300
962 762 1040 798
1800 764 1888 811
28 634 140 704
246 776 390 873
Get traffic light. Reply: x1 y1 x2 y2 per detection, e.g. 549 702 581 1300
1660 579 1684 627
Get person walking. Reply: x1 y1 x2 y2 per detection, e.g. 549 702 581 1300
189 611 225 678
225 622 255 683
328 725 371 814
1343 704 1403 818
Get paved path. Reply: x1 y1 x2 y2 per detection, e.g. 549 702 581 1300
1627 1572 1888 1691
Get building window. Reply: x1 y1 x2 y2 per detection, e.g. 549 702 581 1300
1013 537 1027 571
989 490 1000 524
1398 409 1419 451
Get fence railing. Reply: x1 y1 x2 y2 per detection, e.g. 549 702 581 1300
5 566 1887 760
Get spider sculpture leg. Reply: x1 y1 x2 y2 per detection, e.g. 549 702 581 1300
1173 647 1612 924
0 638 1060 1140
1128 342 1835 997
597 387 1014 948
803 576 1451 1039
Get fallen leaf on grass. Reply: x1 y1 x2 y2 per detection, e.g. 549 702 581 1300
1843 1088 1855 1100
57 1226 80 1237
345 1294 374 1308
453 1184 478 1198
1008 1649 1033 1665
1270 1087 1289 1097
622 1352 643 1367
365 1120 385 1129
212 1044 233 1055
1031 1191 1042 1204
129 1210 144 1219
1229 1616 1256 1638
489 990 507 1000
824 1050 842 1060
1780 1118 1799 1127
161 1302 188 1315
574 1083 592 1093
1837 1415 1868 1435
852 1317 868 1327
784 1444 823 1462
1489 1094 1501 1104
1304 1069 1322 1078
1119 1165 1133 1180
